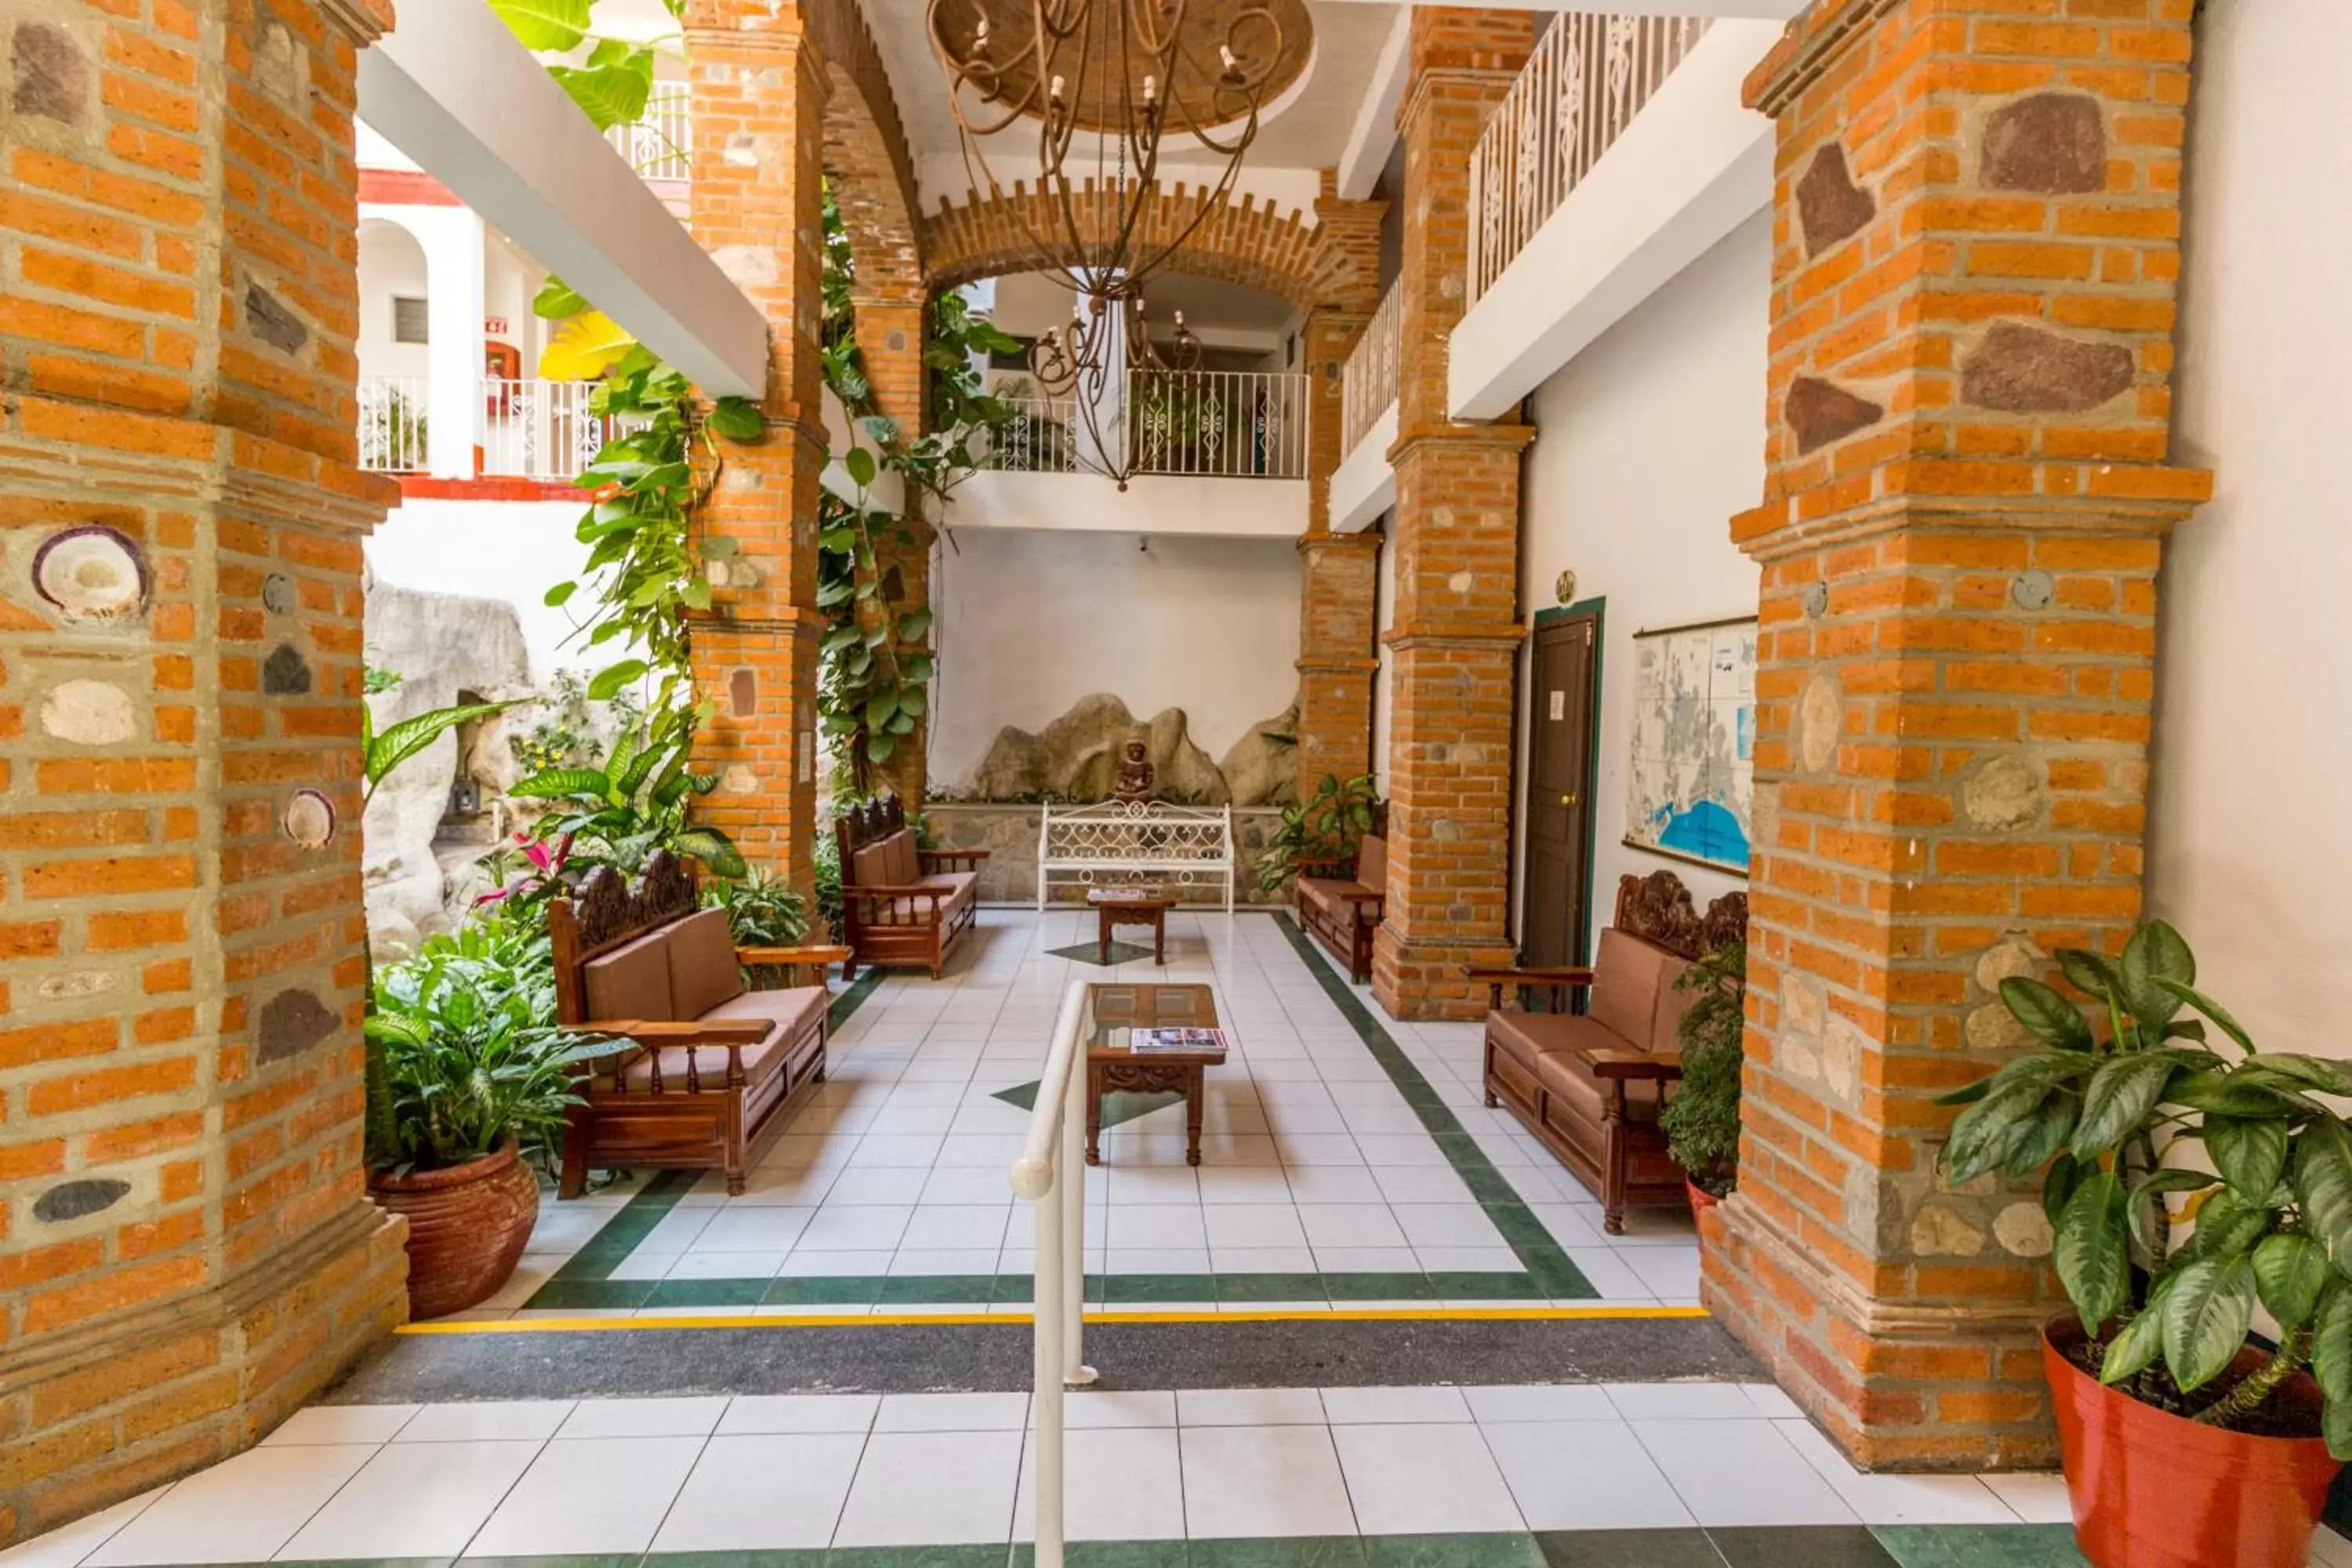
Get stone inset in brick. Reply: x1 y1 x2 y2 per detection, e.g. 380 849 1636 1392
256 986 338 1064
11 21 85 125
1981 92 2107 194
1784 376 1883 454
245 283 310 355
1962 321 2134 415
37 678 135 744
262 642 313 694
1795 141 1874 256
31 524 146 619
32 1178 131 1224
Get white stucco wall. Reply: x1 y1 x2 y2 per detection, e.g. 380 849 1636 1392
1512 209 1771 949
365 497 604 685
2147 0 2352 1054
930 528 1303 789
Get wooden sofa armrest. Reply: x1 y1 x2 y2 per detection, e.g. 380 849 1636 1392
736 942 851 969
1465 964 1594 1012
920 848 990 868
588 1018 772 1044
845 884 948 899
1576 1047 1683 1081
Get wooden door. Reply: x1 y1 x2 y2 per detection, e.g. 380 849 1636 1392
1522 607 1601 967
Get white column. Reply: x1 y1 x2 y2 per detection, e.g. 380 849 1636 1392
392 204 485 479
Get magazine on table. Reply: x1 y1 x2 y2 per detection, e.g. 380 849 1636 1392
1125 1026 1228 1054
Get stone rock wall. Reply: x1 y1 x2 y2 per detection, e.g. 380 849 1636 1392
361 579 534 959
959 692 1299 808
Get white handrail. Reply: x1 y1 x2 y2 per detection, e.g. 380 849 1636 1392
1010 979 1098 1568
1339 280 1401 456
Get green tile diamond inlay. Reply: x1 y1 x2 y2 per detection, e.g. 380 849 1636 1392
1047 939 1157 967
993 1080 1184 1131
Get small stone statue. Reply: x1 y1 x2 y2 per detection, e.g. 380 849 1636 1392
1113 739 1155 803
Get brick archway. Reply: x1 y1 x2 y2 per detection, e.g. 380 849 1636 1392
806 0 924 304
921 184 1323 310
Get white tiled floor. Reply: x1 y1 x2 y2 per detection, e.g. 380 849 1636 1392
2 1384 2070 1566
472 909 1701 1317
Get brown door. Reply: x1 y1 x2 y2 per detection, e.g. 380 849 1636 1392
1522 607 1601 967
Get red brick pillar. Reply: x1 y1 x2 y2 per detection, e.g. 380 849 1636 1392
1704 0 2209 1469
0 0 409 1542
853 293 933 807
1292 183 1386 791
684 0 828 898
1371 9 1537 1019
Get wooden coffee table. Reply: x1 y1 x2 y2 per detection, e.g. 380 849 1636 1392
1083 983 1226 1167
1085 885 1174 966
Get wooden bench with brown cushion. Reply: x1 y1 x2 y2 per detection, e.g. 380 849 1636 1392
836 795 985 981
550 851 847 1196
1472 870 1746 1233
1296 831 1385 983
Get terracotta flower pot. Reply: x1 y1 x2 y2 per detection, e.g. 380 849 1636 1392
1685 1176 1722 1214
368 1138 539 1320
2042 1317 2339 1568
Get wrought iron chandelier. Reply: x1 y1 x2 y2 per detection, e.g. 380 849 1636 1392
929 0 1287 484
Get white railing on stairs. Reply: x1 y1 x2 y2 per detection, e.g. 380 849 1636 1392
1467 13 1714 302
606 82 690 183
1339 279 1401 456
1010 981 1098 1568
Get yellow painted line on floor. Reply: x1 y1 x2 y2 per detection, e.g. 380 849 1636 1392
397 1304 1711 1334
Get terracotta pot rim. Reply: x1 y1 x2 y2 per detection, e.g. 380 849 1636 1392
2042 1314 2329 1450
368 1135 521 1194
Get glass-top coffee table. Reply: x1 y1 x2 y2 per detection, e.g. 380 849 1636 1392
1083 983 1227 1167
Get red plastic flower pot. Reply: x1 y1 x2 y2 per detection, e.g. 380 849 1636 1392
2043 1317 2339 1568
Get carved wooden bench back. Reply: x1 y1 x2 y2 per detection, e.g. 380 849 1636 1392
546 849 699 1029
834 794 909 865
1612 868 1748 961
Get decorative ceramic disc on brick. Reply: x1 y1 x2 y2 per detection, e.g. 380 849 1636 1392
31 525 147 621
282 788 336 849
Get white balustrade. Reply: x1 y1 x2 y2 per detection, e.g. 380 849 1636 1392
984 394 1081 474
1127 368 1309 480
358 375 430 473
606 82 690 183
477 377 627 481
1339 280 1401 457
1010 981 1099 1568
1467 13 1713 303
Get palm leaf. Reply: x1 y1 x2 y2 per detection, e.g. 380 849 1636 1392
365 699 526 804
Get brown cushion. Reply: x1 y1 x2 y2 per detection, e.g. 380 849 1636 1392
1651 959 1701 1054
920 871 976 920
1299 877 1375 923
584 928 674 1023
620 1030 784 1093
1487 1009 1624 1075
1588 927 1671 1047
702 984 827 1040
666 907 743 1022
884 829 920 887
1353 834 1386 891
851 840 894 890
1534 1046 1664 1127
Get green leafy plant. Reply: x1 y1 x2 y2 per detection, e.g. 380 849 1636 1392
509 668 641 776
364 939 625 1174
507 704 745 879
703 866 812 989
1254 774 1380 895
812 827 845 940
1658 940 1748 1196
362 648 404 695
363 696 528 808
1940 920 2352 1452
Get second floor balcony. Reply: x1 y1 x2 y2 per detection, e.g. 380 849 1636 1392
359 375 637 484
985 368 1311 483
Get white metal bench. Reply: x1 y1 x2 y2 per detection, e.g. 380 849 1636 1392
1034 800 1236 913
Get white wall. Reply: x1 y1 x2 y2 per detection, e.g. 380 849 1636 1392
1512 209 1771 946
930 528 1303 789
365 497 607 685
2148 0 2352 1054
358 220 430 382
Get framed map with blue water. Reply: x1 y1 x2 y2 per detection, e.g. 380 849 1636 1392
1624 615 1756 877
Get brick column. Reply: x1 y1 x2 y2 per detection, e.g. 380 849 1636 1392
685 1 828 899
0 0 409 1543
1703 0 2209 1470
853 293 933 807
1292 180 1386 790
1371 9 1537 1019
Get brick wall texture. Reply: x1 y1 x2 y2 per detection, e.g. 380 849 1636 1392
0 0 409 1544
1703 0 2212 1471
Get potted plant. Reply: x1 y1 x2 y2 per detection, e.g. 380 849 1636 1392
1659 939 1745 1213
703 864 811 989
1254 772 1379 895
364 933 626 1319
1939 920 2348 1568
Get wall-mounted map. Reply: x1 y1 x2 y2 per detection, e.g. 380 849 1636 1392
1624 617 1756 876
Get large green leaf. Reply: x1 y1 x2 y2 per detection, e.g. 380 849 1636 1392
2057 947 2122 1007
2205 1116 2290 1200
2254 1232 2330 1328
2054 1169 2131 1328
2160 1254 2255 1392
2117 920 2194 1032
2185 1185 2275 1262
2002 1091 2082 1178
2313 1284 2352 1403
2245 1054 2352 1097
588 659 648 701
669 827 746 880
365 699 527 799
1998 977 2094 1052
533 276 592 321
2325 1399 2352 1464
2153 978 2255 1053
550 61 652 132
1943 1082 2052 1186
508 766 609 800
2071 1053 2183 1158
2297 1120 2352 1267
706 398 766 442
2097 1304 2166 1385
488 0 591 50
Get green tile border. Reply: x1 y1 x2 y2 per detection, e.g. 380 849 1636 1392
1269 912 1594 1299
526 922 1598 1312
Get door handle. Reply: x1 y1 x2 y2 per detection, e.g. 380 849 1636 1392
1560 793 1579 808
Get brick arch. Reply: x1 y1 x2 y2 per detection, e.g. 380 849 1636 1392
920 184 1323 310
806 0 924 305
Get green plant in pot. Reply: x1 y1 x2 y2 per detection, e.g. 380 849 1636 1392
703 865 812 990
1938 920 2348 1568
363 942 626 1319
1255 773 1379 895
1659 939 1745 1206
